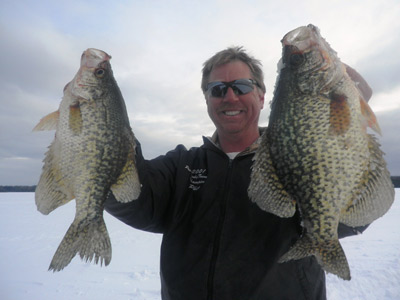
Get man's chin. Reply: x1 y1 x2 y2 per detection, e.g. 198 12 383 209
217 125 243 135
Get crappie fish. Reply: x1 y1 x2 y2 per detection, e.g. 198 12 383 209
34 48 141 271
249 25 394 280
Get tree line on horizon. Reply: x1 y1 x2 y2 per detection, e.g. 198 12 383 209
1 176 399 192
0 186 36 192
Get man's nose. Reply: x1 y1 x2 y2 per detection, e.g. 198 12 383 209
223 87 239 102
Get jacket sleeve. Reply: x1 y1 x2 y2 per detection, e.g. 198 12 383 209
104 140 184 233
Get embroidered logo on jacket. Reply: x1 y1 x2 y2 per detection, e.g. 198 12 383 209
185 165 207 191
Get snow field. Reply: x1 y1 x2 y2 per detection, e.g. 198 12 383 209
0 191 399 300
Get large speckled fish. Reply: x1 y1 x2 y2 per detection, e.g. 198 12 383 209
248 25 394 280
34 48 141 271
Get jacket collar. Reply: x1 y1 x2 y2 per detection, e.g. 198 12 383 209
203 127 266 157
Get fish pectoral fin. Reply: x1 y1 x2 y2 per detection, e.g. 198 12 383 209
344 63 373 102
33 110 59 131
35 141 74 215
248 130 296 218
329 93 351 135
279 236 351 280
69 102 83 135
340 134 395 227
111 132 141 203
360 97 381 135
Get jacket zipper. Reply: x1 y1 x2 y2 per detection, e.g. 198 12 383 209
206 157 234 300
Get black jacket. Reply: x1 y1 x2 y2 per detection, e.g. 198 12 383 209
105 135 366 300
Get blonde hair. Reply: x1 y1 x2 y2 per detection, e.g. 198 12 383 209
201 46 266 94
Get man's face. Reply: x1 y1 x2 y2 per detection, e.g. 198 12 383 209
205 61 265 137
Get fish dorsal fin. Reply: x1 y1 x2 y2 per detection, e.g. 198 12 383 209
329 93 351 135
33 111 59 131
359 97 381 135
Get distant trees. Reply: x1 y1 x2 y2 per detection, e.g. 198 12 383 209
0 186 36 192
391 176 400 188
0 177 399 192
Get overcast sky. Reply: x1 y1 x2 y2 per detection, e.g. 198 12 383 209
1 0 399 185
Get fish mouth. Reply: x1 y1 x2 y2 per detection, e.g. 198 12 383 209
281 25 323 72
281 24 336 61
281 24 338 74
281 24 320 51
81 48 111 69
279 24 345 93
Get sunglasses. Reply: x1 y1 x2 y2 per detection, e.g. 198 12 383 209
206 79 259 98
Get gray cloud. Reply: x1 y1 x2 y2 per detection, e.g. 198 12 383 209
1 0 399 185
356 41 400 94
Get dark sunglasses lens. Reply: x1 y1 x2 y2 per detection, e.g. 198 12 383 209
207 79 255 97
210 84 227 97
232 83 253 95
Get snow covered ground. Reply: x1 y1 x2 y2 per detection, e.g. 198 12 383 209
0 191 399 300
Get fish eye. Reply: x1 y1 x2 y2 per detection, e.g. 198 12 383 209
95 68 105 77
289 53 304 67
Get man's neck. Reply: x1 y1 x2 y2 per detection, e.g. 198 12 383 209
217 130 260 153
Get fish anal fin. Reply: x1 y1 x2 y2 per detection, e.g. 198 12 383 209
111 131 141 202
248 129 296 218
33 111 59 131
340 134 395 226
329 93 351 135
69 103 82 135
35 141 74 215
360 97 381 135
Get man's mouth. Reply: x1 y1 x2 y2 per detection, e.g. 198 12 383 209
223 110 242 116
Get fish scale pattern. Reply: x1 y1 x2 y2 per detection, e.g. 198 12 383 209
34 48 141 272
249 24 394 280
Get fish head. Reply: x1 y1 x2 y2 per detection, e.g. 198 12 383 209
81 48 112 69
280 24 344 94
65 48 115 101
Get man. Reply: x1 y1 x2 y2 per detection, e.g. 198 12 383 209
105 47 365 300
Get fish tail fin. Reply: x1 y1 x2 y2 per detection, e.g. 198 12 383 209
49 217 111 272
278 235 351 280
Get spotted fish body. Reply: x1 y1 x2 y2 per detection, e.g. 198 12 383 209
34 48 141 271
248 25 394 280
